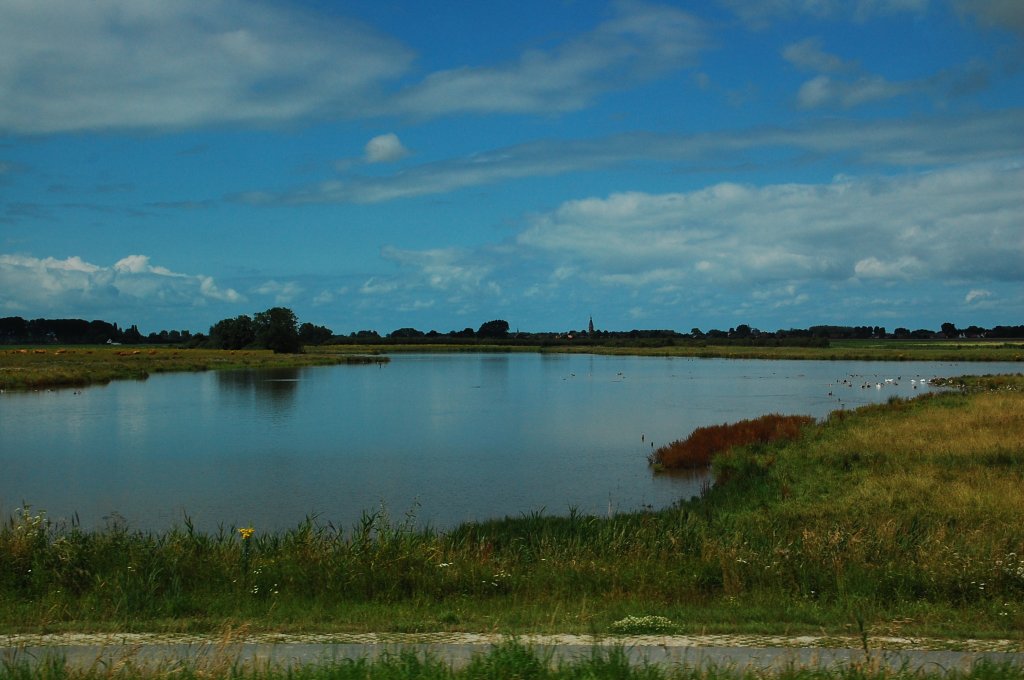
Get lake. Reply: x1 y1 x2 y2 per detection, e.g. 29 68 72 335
1 353 1018 533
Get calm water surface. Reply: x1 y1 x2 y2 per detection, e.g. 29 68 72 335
2 354 1018 532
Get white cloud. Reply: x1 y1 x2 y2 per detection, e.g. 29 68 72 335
783 38 854 73
0 253 243 316
0 0 413 134
254 280 304 304
965 289 992 304
796 73 913 109
381 246 497 294
391 2 705 117
364 133 410 164
517 160 1024 287
720 0 928 27
955 0 1024 35
260 110 1024 204
1 1 708 134
853 256 925 279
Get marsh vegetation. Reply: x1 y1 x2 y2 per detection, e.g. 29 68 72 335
2 381 1022 642
0 347 384 391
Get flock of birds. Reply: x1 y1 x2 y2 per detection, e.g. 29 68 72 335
825 374 937 409
827 374 936 395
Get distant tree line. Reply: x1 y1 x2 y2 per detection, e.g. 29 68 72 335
206 307 332 354
3 313 1022 349
334 320 1024 347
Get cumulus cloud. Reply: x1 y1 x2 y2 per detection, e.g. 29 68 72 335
364 133 410 164
0 0 412 134
965 289 992 304
517 160 1024 286
0 253 242 317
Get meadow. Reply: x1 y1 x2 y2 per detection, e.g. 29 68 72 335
2 376 1022 644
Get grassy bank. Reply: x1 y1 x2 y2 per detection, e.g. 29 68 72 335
0 347 385 390
2 380 1022 642
316 340 1024 362
2 642 1021 680
546 339 1024 362
2 341 1020 391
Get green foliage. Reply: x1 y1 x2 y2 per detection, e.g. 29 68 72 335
298 322 333 346
476 319 510 339
253 307 301 354
208 314 255 350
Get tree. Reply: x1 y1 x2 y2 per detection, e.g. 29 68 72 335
477 319 510 339
389 327 424 339
208 315 255 350
253 307 302 353
298 322 333 346
941 322 959 339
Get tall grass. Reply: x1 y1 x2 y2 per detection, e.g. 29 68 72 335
2 389 1022 639
649 414 815 471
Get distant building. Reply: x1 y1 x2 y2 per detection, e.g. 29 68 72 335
588 316 595 335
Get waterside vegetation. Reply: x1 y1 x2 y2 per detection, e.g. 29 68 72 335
648 414 815 471
2 379 1022 642
315 339 1024 363
0 347 385 391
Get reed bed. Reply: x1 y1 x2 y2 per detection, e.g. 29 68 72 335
2 387 1022 640
649 414 815 471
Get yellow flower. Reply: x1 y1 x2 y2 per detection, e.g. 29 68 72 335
239 527 255 540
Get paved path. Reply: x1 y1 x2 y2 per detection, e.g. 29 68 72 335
4 632 1023 674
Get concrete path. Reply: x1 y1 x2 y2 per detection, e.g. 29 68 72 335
4 632 1023 674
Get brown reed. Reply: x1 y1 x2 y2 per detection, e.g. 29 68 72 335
649 413 815 471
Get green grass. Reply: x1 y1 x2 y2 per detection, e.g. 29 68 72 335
3 643 1022 680
2 381 1022 642
0 347 386 390
3 342 1020 391
323 340 1024 362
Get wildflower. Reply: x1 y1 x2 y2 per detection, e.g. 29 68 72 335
239 527 255 540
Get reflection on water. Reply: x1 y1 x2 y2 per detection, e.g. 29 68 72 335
2 354 1020 533
217 367 301 415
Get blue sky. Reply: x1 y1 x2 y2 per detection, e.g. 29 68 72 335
1 0 1022 335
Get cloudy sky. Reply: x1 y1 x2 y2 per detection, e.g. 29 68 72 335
1 0 1021 335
